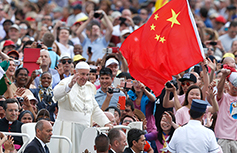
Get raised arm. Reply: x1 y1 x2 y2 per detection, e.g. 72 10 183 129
217 69 230 101
53 74 79 101
206 84 219 113
76 11 94 44
97 10 113 42
200 61 209 100
163 83 177 108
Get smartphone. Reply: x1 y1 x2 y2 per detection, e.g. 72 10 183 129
118 96 126 110
88 47 92 54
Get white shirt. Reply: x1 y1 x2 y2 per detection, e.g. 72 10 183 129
167 120 219 153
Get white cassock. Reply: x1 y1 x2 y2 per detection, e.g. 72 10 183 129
49 76 110 153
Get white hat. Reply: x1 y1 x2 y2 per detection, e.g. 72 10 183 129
229 72 237 87
120 29 130 37
9 24 20 31
75 61 90 70
60 53 71 60
105 58 119 67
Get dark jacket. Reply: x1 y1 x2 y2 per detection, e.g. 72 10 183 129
24 137 48 153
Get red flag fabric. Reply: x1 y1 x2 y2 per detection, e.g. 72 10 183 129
120 0 204 96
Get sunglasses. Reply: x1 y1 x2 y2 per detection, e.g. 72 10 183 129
9 56 19 60
181 82 191 86
123 120 132 124
62 59 72 64
123 36 128 39
208 48 214 51
235 55 237 57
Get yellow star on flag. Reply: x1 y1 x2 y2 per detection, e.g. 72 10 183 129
154 13 159 20
167 9 181 28
150 24 156 31
155 35 160 41
160 37 166 43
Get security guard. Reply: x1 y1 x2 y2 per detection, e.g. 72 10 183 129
167 99 220 153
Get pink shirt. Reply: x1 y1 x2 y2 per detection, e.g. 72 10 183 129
175 106 190 126
175 105 209 126
215 93 237 140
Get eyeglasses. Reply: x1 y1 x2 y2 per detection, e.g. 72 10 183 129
61 59 72 64
123 120 132 124
9 56 18 60
123 36 128 39
181 82 192 86
19 26 27 30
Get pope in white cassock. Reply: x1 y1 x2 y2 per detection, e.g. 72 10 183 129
49 62 111 153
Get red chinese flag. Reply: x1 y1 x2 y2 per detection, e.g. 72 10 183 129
120 0 204 96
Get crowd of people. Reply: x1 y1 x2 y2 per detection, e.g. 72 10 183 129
0 0 237 152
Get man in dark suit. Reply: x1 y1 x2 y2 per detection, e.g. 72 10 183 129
108 129 127 153
123 128 146 153
24 120 53 153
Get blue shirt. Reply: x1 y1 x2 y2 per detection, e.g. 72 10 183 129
95 88 126 108
82 36 109 62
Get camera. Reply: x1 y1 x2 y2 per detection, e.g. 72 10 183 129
37 43 42 48
17 97 24 103
209 41 217 46
107 88 120 94
165 81 173 88
43 94 53 106
94 13 104 19
119 17 126 22
14 60 21 66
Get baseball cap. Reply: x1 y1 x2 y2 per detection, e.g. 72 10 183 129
53 6 62 13
191 99 208 113
178 73 197 83
7 50 19 58
9 24 20 31
229 72 237 87
105 58 119 67
215 15 226 24
73 4 82 10
3 40 15 47
120 29 130 37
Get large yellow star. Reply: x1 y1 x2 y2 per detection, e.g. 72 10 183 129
150 24 156 31
154 13 159 20
160 37 166 43
167 9 181 28
155 35 160 41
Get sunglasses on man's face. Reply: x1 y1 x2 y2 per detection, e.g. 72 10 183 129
62 59 72 64
181 82 192 87
9 56 18 60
